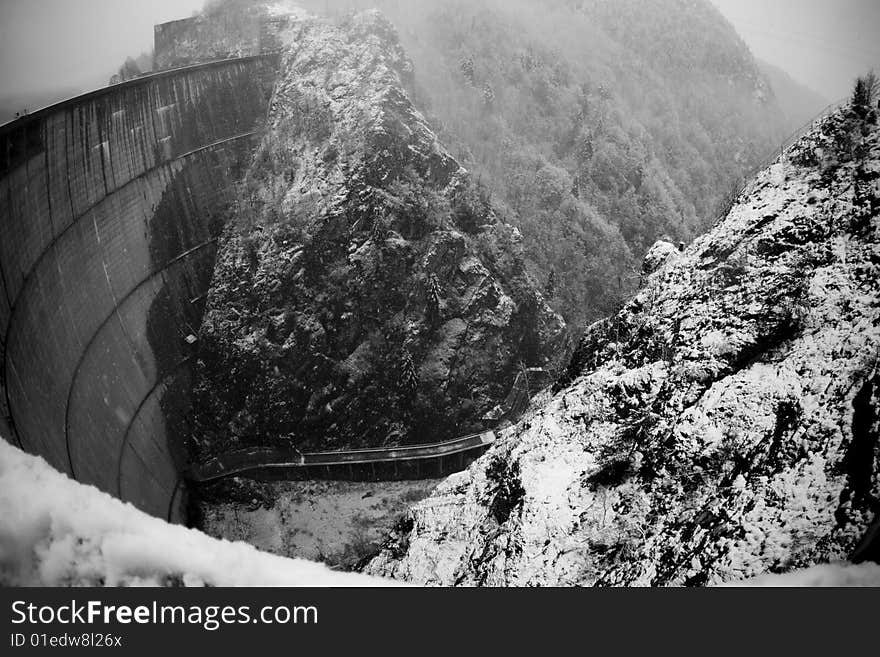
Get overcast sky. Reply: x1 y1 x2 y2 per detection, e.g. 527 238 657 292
0 0 202 100
710 0 880 100
1 0 878 104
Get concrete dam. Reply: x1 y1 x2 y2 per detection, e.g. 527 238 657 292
0 56 277 522
0 10 546 526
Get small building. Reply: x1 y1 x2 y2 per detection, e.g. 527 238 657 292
153 4 291 70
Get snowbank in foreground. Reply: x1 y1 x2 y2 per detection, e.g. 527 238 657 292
2 437 874 587
730 563 880 587
0 441 391 586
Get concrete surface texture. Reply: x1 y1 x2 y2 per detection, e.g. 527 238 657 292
0 56 276 521
153 5 292 70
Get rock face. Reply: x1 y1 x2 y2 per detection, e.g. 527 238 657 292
192 9 564 457
366 106 880 585
641 240 681 276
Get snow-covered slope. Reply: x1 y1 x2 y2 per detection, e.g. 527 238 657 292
366 104 880 586
0 440 389 586
732 562 880 587
3 434 878 586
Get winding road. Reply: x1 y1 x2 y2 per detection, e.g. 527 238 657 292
189 431 500 484
187 367 549 485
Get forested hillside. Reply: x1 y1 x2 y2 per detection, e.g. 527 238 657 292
296 0 792 327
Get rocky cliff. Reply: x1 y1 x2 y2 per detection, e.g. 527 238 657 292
191 8 564 458
366 102 880 585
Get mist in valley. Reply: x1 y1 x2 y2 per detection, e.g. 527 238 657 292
290 0 821 326
2 0 880 589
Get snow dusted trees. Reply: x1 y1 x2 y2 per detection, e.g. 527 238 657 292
852 71 878 118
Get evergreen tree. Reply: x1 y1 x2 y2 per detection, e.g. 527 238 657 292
427 274 442 324
118 56 142 81
852 71 878 118
400 350 419 395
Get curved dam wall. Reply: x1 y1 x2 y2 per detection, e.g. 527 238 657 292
0 56 277 521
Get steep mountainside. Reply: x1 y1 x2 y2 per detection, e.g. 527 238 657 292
191 9 564 458
296 0 790 326
367 102 880 585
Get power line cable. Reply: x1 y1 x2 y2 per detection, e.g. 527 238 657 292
727 16 880 63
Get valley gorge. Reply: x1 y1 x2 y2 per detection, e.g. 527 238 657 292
0 0 877 589
189 8 566 461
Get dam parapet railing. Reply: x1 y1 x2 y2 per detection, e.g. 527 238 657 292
0 54 278 142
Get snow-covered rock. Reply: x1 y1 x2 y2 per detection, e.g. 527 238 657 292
192 7 564 458
730 562 880 587
367 107 880 586
6 432 874 587
642 240 681 275
0 440 389 586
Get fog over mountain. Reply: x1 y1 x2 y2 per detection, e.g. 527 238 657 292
291 0 793 328
2 0 875 120
710 0 880 100
0 0 202 122
758 59 831 128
